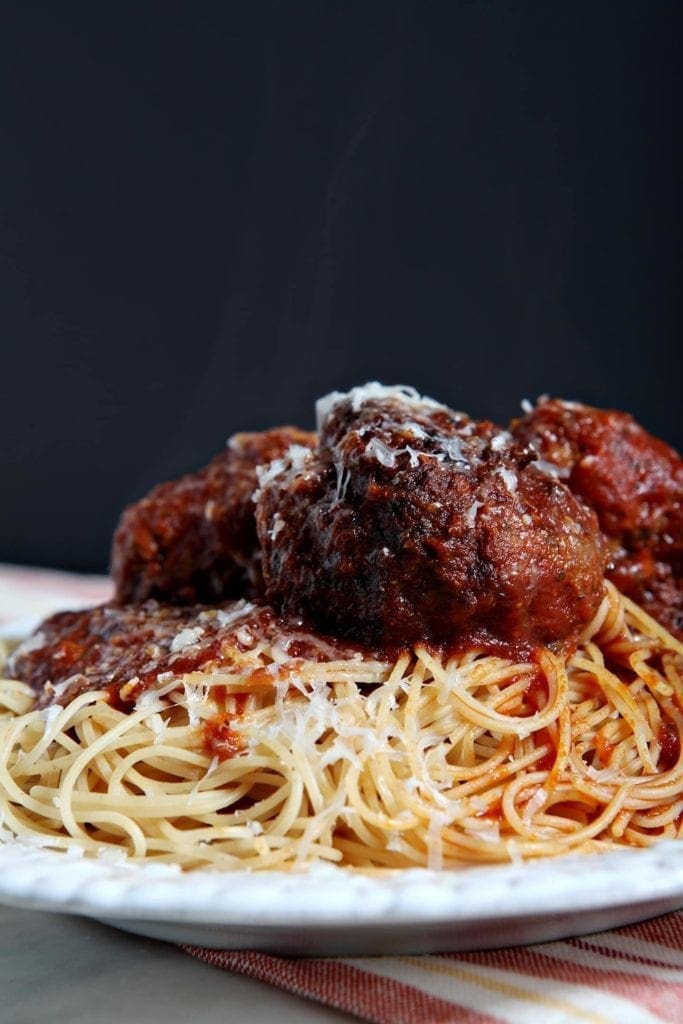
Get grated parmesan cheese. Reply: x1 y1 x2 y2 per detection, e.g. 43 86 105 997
170 627 205 653
465 500 482 529
215 602 256 629
522 788 547 825
316 383 448 430
270 513 285 540
495 466 518 495
254 444 314 499
364 437 398 468
490 431 512 452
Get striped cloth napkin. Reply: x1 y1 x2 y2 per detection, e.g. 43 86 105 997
181 918 683 1023
2 564 683 1024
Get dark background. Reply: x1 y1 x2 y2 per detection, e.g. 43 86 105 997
1 2 681 573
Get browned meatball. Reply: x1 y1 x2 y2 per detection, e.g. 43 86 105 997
111 427 317 605
9 600 276 708
255 385 606 654
512 399 683 637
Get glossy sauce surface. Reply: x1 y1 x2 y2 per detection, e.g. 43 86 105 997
257 387 606 652
11 389 682 729
9 601 363 711
513 398 683 638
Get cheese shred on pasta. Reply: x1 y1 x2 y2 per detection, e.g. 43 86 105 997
0 582 682 871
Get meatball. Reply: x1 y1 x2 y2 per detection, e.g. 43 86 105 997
111 427 317 604
9 600 275 709
255 385 606 653
512 399 683 637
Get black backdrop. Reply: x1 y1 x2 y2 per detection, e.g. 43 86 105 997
1 2 681 573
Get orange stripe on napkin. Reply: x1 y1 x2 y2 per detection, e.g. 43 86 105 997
179 947 501 1024
181 913 683 1024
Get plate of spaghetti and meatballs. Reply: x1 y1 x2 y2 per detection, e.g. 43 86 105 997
0 383 682 954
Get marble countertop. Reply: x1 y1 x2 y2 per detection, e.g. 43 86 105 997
2 904 354 1024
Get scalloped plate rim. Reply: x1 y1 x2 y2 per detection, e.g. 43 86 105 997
0 840 682 929
2 618 683 952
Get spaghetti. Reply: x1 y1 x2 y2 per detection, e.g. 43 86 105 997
1 582 681 870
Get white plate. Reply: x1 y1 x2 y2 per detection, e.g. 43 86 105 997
2 617 683 955
0 840 682 955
